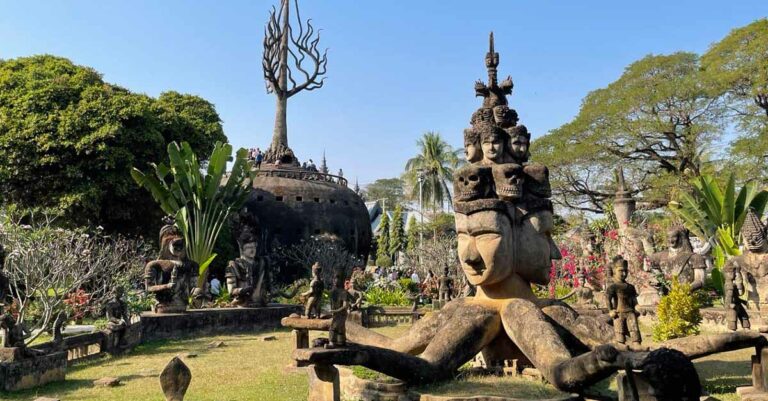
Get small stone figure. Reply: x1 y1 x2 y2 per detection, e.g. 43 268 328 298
144 219 200 314
326 274 350 349
438 267 453 302
104 287 131 350
724 264 750 331
301 263 324 318
226 231 271 307
345 280 364 311
0 313 25 348
606 256 642 346
560 268 597 308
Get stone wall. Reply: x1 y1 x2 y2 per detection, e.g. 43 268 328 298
0 351 67 391
140 305 300 342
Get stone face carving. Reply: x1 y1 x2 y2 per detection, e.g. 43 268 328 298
104 287 131 350
647 225 706 292
302 263 324 318
492 163 524 202
144 219 199 314
326 274 350 349
606 256 641 346
226 231 271 307
453 165 493 202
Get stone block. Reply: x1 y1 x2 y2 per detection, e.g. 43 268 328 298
737 386 768 401
617 370 657 401
307 364 340 401
93 376 121 387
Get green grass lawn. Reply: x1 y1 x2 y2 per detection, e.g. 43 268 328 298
0 321 755 400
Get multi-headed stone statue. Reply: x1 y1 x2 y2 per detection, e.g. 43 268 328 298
606 256 641 346
226 231 271 307
144 218 199 313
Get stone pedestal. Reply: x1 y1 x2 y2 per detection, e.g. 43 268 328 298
737 346 768 400
307 364 340 401
617 370 656 401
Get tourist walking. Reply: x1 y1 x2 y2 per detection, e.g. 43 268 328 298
254 147 263 168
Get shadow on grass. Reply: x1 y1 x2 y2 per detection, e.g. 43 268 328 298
0 379 95 400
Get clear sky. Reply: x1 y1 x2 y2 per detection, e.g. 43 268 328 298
1 1 766 187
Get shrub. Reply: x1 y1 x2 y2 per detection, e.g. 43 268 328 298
376 255 393 268
653 280 702 341
365 287 411 306
397 278 419 294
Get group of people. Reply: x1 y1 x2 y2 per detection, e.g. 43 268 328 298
247 147 264 168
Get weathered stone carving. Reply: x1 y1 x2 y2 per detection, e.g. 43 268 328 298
302 263 325 318
724 263 751 331
226 231 271 307
492 163 524 202
0 313 25 349
725 208 768 314
104 287 131 351
647 225 706 293
438 267 453 302
160 356 191 401
144 219 199 314
606 256 641 346
327 274 350 349
453 165 493 202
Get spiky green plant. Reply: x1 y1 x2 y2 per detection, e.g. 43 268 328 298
131 141 254 287
669 174 768 293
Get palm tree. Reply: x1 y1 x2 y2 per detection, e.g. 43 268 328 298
404 132 463 212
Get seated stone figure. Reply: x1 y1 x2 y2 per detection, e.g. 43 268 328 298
725 208 768 309
647 225 707 292
104 287 131 351
226 231 271 307
144 220 199 314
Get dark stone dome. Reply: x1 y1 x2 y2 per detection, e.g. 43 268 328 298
241 166 371 261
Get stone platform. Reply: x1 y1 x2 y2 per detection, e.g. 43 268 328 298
0 351 67 391
141 304 300 342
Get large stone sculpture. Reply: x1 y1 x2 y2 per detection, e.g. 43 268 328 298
606 256 641 346
226 231 271 307
647 225 707 293
291 33 768 400
144 219 199 314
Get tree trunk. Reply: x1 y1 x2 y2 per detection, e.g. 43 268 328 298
271 94 288 149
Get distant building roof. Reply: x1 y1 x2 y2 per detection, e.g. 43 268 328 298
367 200 432 235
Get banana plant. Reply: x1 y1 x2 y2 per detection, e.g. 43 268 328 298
669 174 768 293
131 141 254 288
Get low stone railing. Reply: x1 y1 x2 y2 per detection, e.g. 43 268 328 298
364 306 424 328
255 168 348 187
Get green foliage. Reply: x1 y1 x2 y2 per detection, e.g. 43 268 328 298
375 255 393 268
365 286 410 306
376 213 391 262
363 178 406 209
425 212 456 238
406 218 418 252
397 278 419 294
653 280 703 341
403 131 463 211
389 205 406 255
131 141 254 286
669 174 768 293
0 55 226 236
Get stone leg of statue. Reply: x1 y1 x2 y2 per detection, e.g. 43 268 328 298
346 298 468 354
661 331 767 359
501 299 640 393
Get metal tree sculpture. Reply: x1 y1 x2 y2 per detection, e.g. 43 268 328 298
262 0 328 165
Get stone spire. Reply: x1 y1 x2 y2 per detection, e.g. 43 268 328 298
320 150 329 174
354 178 360 195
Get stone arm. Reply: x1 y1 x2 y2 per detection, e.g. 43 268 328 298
330 298 350 314
189 261 201 296
144 261 174 293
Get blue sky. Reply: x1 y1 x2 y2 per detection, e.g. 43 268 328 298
1 1 766 187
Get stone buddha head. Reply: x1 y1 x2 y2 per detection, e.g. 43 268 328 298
478 123 509 165
507 125 531 163
463 128 482 163
667 226 693 253
238 231 259 260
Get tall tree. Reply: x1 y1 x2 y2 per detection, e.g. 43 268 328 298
404 132 462 212
262 0 328 165
363 178 405 209
389 205 406 257
376 213 391 265
0 55 226 235
406 217 419 253
702 19 768 182
533 52 724 213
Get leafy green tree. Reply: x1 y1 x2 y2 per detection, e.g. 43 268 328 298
0 55 226 235
131 141 253 287
669 174 768 292
389 205 406 256
702 19 768 182
376 212 391 265
406 217 419 252
533 53 723 213
363 178 405 209
404 132 462 212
